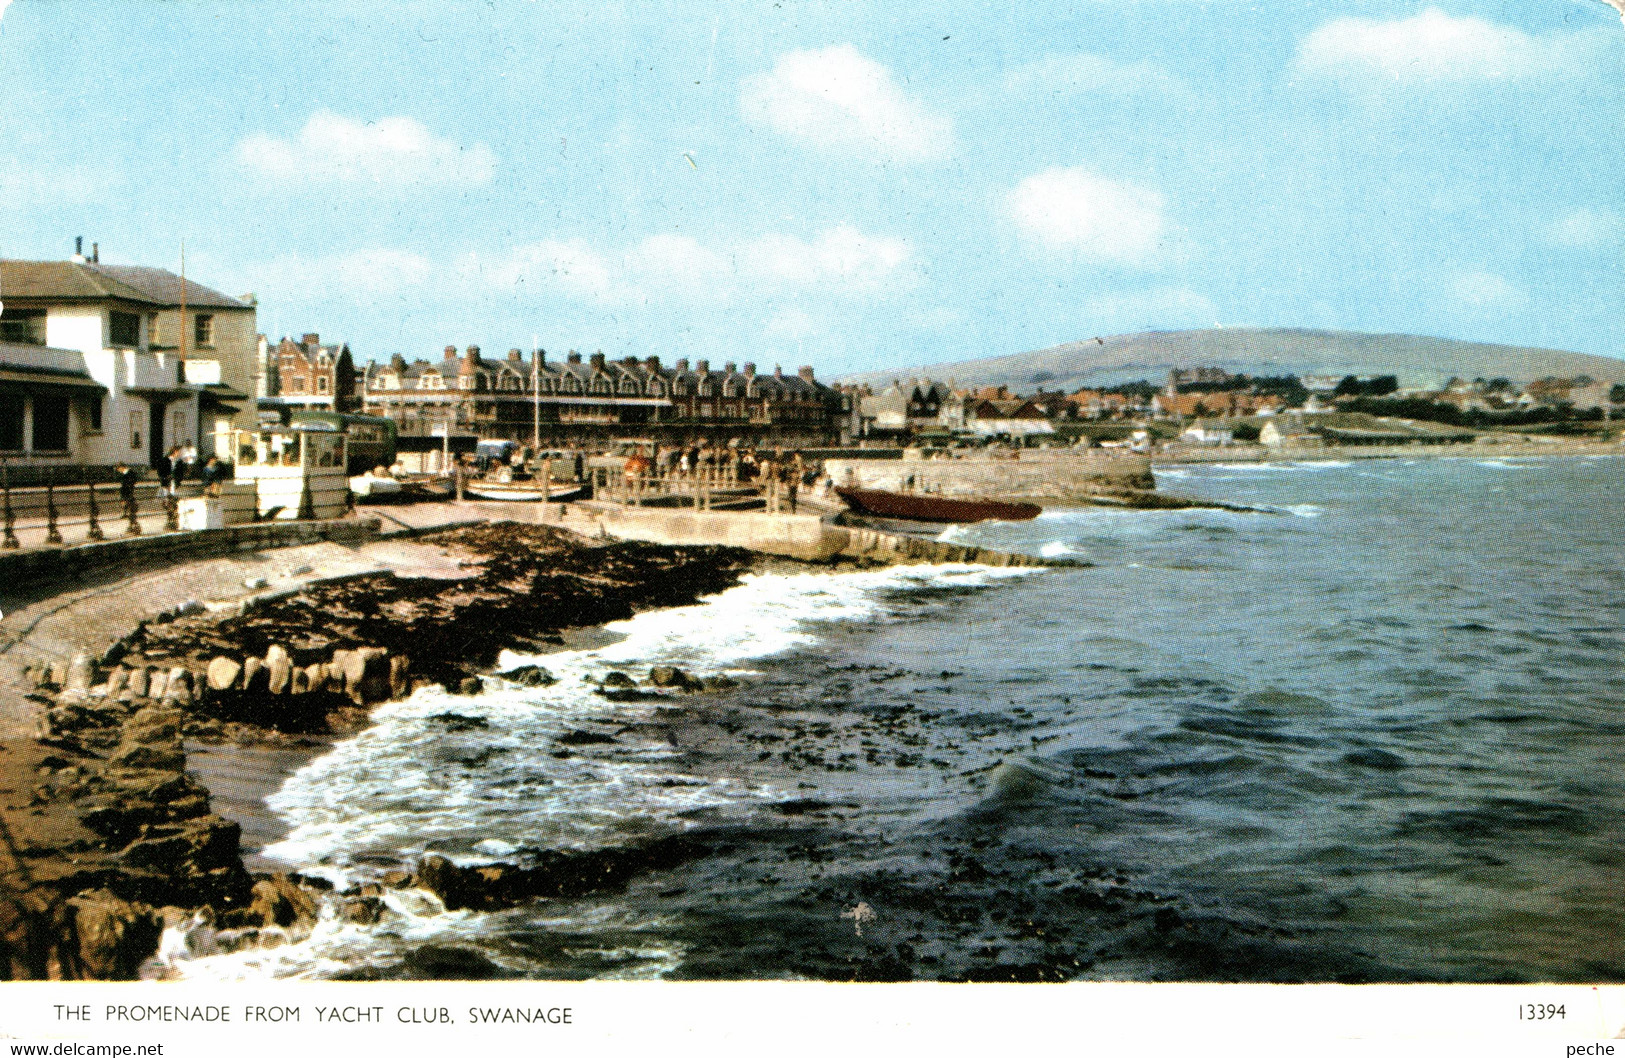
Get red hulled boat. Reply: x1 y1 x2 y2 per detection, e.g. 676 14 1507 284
835 487 1041 524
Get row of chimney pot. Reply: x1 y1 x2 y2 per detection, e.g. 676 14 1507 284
389 348 815 382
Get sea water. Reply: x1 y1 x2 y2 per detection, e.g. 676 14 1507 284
158 456 1625 981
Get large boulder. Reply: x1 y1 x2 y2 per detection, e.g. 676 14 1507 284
127 666 151 700
66 891 162 980
240 657 267 694
496 664 554 688
389 654 412 700
109 740 185 772
342 648 392 705
61 653 99 700
264 646 293 695
649 665 702 691
206 656 242 692
162 668 192 708
247 875 319 930
125 707 184 746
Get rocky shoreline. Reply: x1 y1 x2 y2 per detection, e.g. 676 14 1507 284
0 523 757 979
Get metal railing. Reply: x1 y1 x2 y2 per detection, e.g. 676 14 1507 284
591 462 805 513
0 459 182 550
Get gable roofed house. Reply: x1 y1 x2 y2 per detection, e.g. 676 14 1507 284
360 342 842 444
269 332 359 412
1 249 257 468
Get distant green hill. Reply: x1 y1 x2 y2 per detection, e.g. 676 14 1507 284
841 328 1625 392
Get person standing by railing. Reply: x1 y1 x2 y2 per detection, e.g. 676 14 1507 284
155 446 174 496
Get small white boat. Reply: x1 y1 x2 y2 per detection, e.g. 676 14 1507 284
464 481 585 502
349 473 404 500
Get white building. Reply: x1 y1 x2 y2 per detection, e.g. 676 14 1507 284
0 253 256 468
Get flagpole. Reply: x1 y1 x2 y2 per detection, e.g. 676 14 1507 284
531 333 540 452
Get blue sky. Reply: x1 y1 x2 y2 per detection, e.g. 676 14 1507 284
1 0 1621 376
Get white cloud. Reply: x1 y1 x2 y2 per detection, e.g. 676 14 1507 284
1451 271 1526 310
234 111 496 187
740 46 952 161
1004 53 1190 99
0 1 11 25
245 249 434 300
739 226 913 290
1006 167 1169 266
1544 208 1624 248
482 225 917 304
1296 8 1598 83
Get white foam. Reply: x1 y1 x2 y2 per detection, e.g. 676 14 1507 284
164 563 1035 978
1039 540 1080 557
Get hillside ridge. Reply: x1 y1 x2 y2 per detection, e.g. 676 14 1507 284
840 328 1625 392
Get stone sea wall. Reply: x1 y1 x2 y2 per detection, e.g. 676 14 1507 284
2 518 380 592
822 451 1156 500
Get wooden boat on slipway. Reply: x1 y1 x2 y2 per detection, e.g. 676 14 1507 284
834 487 1041 524
464 480 586 502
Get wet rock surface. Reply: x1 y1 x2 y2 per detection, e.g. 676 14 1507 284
0 523 753 978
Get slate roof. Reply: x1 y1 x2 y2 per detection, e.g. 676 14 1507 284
0 260 250 309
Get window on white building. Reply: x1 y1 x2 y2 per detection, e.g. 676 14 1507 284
110 312 141 348
194 314 215 348
130 410 143 451
0 309 47 346
0 395 23 450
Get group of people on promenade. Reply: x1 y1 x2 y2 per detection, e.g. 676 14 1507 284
154 444 197 496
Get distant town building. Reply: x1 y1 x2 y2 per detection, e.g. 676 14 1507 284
260 332 359 412
1179 423 1234 446
0 246 256 468
1260 416 1323 447
363 347 842 446
858 379 958 436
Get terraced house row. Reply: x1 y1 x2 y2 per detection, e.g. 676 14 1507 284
363 346 851 446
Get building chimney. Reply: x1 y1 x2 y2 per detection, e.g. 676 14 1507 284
508 348 523 362
460 345 481 375
621 355 638 368
567 351 582 364
533 348 546 367
444 345 458 360
72 236 85 263
91 243 99 264
589 352 606 371
391 354 408 372
773 364 784 379
798 366 816 382
645 356 661 372
696 359 709 374
303 333 320 352
743 362 756 377
723 361 736 374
